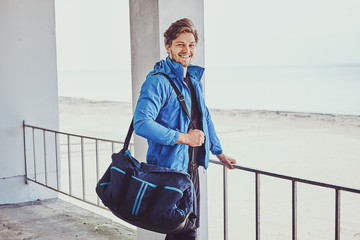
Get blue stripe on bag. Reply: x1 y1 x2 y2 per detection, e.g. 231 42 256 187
132 182 145 215
111 166 183 196
135 184 148 216
164 186 183 195
112 166 126 174
176 209 185 216
125 149 133 160
100 182 111 186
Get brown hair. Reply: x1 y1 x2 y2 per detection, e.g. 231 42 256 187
163 18 199 46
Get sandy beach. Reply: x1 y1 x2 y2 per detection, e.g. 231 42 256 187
58 96 360 240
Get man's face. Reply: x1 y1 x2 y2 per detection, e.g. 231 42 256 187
166 32 196 68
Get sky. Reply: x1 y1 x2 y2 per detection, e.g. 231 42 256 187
55 0 131 72
55 0 360 71
204 0 360 67
54 0 360 113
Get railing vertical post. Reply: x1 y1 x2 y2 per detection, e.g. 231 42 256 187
292 180 297 240
335 189 341 240
55 133 59 190
32 128 37 181
43 130 48 185
96 140 100 206
223 166 229 240
67 135 72 195
81 137 86 201
255 173 260 240
112 142 115 154
23 121 28 184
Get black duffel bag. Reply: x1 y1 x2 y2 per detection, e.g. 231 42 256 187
96 120 197 234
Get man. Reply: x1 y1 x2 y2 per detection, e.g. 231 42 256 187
134 18 236 240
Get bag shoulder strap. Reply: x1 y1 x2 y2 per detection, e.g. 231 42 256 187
155 72 195 129
155 73 197 171
121 72 195 152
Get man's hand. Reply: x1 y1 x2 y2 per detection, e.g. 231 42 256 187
217 153 237 170
176 129 205 147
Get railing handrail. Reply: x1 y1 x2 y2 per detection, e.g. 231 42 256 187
24 122 126 144
209 159 360 194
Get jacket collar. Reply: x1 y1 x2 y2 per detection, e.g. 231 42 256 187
147 57 204 84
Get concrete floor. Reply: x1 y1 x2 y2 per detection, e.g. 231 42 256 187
0 199 136 240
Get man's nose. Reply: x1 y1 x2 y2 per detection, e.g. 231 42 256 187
183 45 190 53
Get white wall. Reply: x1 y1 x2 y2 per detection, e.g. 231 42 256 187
0 0 59 204
129 1 208 239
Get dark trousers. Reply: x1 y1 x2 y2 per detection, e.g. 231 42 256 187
165 168 200 240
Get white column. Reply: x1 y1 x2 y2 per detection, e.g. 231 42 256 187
129 1 208 239
0 0 59 204
129 0 160 163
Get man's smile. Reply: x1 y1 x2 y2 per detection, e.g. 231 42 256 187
179 54 191 59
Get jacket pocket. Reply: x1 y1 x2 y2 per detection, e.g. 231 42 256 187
148 143 163 166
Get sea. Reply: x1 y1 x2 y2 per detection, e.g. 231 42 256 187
58 64 360 116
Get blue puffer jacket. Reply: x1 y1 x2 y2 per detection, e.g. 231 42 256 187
134 57 223 172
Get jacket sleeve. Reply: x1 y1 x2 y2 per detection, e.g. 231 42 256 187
133 75 180 146
204 105 223 155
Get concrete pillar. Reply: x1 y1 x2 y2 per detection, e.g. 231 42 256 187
129 1 207 239
0 0 59 204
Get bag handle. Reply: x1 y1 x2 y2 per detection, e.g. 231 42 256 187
122 119 134 152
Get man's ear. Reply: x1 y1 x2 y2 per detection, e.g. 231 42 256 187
165 44 170 54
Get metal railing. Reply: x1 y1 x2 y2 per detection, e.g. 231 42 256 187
210 160 360 240
23 122 360 239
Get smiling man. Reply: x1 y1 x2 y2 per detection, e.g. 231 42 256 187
134 18 236 240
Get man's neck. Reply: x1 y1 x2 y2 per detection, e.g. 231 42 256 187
183 67 187 78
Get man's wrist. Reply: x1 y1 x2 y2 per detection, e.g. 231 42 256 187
217 153 225 160
176 132 187 145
